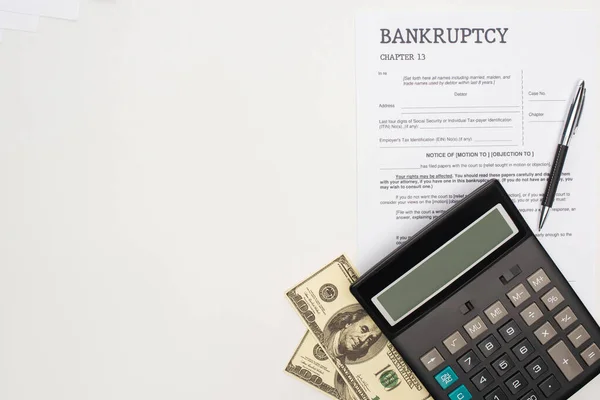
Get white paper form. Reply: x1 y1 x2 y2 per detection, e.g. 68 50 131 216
0 0 41 15
0 11 38 32
38 0 79 21
0 0 79 20
356 12 599 312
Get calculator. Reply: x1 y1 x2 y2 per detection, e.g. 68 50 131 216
350 180 600 400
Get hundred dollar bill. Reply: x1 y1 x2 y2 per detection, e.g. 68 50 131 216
286 255 429 400
285 331 358 400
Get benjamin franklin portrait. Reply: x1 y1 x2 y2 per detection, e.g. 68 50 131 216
323 304 386 364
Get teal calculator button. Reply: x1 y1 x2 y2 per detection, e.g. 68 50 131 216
448 384 472 400
434 366 458 389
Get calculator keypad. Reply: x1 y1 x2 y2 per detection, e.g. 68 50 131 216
416 265 600 400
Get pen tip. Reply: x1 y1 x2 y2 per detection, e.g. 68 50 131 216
539 207 549 231
579 79 585 88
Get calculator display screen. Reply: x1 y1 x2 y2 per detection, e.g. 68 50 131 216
372 204 519 326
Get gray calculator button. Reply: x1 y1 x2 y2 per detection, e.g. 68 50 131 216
485 301 509 325
443 331 467 354
548 340 583 381
567 325 591 348
541 287 564 311
420 348 444 371
554 306 578 330
581 343 600 366
534 321 557 345
520 303 543 326
506 284 531 307
527 269 551 292
464 316 488 339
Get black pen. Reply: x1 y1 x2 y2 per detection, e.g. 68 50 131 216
539 80 586 230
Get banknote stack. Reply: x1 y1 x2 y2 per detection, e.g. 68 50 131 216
285 255 432 400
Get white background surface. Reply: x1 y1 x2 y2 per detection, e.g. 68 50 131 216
0 1 599 399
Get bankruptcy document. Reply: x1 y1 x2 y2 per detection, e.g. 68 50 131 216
356 12 598 312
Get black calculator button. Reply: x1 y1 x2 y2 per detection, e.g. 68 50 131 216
458 350 481 373
485 386 508 400
538 374 561 397
533 321 557 345
478 335 501 358
420 348 444 371
567 325 591 349
512 338 534 361
506 283 531 307
525 357 547 380
581 343 600 366
518 389 539 400
548 340 583 381
554 306 578 330
498 319 521 343
464 316 488 339
541 287 564 311
505 371 528 395
491 353 515 377
471 368 494 392
527 269 551 293
519 303 543 327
